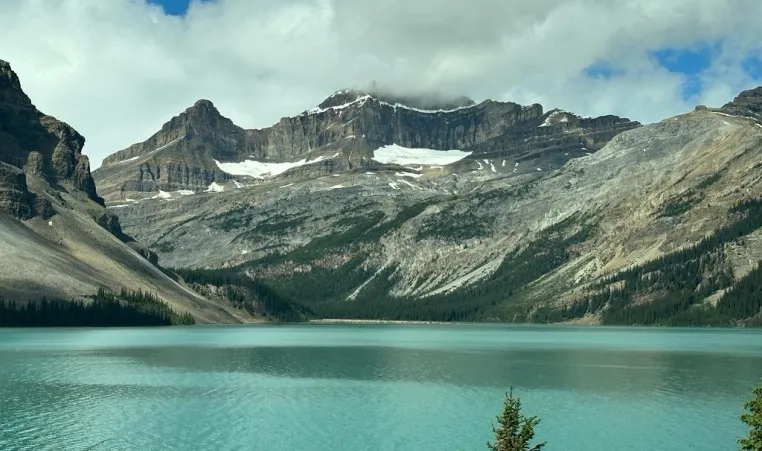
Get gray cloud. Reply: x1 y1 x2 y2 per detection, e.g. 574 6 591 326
1 0 761 167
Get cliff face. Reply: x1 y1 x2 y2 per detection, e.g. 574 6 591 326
93 89 640 201
0 60 101 211
0 59 249 323
719 87 762 122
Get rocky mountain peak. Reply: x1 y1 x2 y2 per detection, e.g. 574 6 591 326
315 88 477 112
0 59 23 93
150 98 236 144
189 98 218 114
720 86 762 122
0 59 102 210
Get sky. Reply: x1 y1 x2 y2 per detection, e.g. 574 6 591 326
1 0 761 168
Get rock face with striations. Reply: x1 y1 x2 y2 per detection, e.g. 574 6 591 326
93 88 641 202
0 60 101 213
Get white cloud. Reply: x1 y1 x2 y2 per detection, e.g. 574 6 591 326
1 0 761 168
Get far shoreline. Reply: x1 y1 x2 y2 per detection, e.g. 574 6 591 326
308 318 462 326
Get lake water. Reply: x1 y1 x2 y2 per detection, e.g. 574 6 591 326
0 325 760 451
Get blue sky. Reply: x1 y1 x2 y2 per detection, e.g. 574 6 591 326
148 0 198 16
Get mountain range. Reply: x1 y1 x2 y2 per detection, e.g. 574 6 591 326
3 56 762 326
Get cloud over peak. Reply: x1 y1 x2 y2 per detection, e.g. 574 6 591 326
1 0 761 167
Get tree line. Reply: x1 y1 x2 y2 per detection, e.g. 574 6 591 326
0 287 194 327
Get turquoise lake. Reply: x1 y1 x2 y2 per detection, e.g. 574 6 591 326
0 324 760 450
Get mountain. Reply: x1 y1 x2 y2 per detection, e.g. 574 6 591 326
96 83 762 327
0 59 302 324
92 88 640 202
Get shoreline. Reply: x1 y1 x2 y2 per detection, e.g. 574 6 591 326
308 318 460 325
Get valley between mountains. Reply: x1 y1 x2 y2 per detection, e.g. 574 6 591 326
3 57 762 326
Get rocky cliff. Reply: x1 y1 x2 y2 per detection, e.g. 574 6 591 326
93 88 640 202
0 60 100 209
0 59 258 323
719 86 762 122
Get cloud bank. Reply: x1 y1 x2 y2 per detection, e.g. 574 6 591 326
1 0 761 167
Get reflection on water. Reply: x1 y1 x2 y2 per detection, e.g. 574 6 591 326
0 325 759 451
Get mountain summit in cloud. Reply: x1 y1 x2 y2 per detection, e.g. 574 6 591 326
92 87 639 201
1 0 760 167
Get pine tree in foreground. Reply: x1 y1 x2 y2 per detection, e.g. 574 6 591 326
740 385 762 451
488 388 546 451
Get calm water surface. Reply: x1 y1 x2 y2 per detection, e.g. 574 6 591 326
0 324 760 451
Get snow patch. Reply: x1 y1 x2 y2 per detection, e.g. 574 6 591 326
501 159 506 167
205 182 225 193
108 204 130 209
396 171 423 179
372 144 471 166
241 250 249 255
536 168 542 172
48 221 53 226
489 161 497 173
475 161 484 170
327 184 345 190
378 99 477 114
280 183 295 188
176 190 195 196
232 180 244 189
306 95 372 115
214 154 334 179
151 190 172 199
388 182 400 190
540 110 570 127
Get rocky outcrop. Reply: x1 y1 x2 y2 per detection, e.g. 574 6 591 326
720 87 762 122
94 89 640 201
0 162 36 219
0 59 102 209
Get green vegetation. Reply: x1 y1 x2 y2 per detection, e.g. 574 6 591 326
550 198 762 326
0 287 194 327
233 214 310 240
741 385 762 451
696 172 722 190
488 388 545 451
173 267 312 322
658 189 702 218
417 206 492 241
153 241 176 253
251 201 433 266
211 207 252 232
292 214 595 322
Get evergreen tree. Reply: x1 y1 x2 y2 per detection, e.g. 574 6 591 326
488 388 546 451
740 385 762 451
